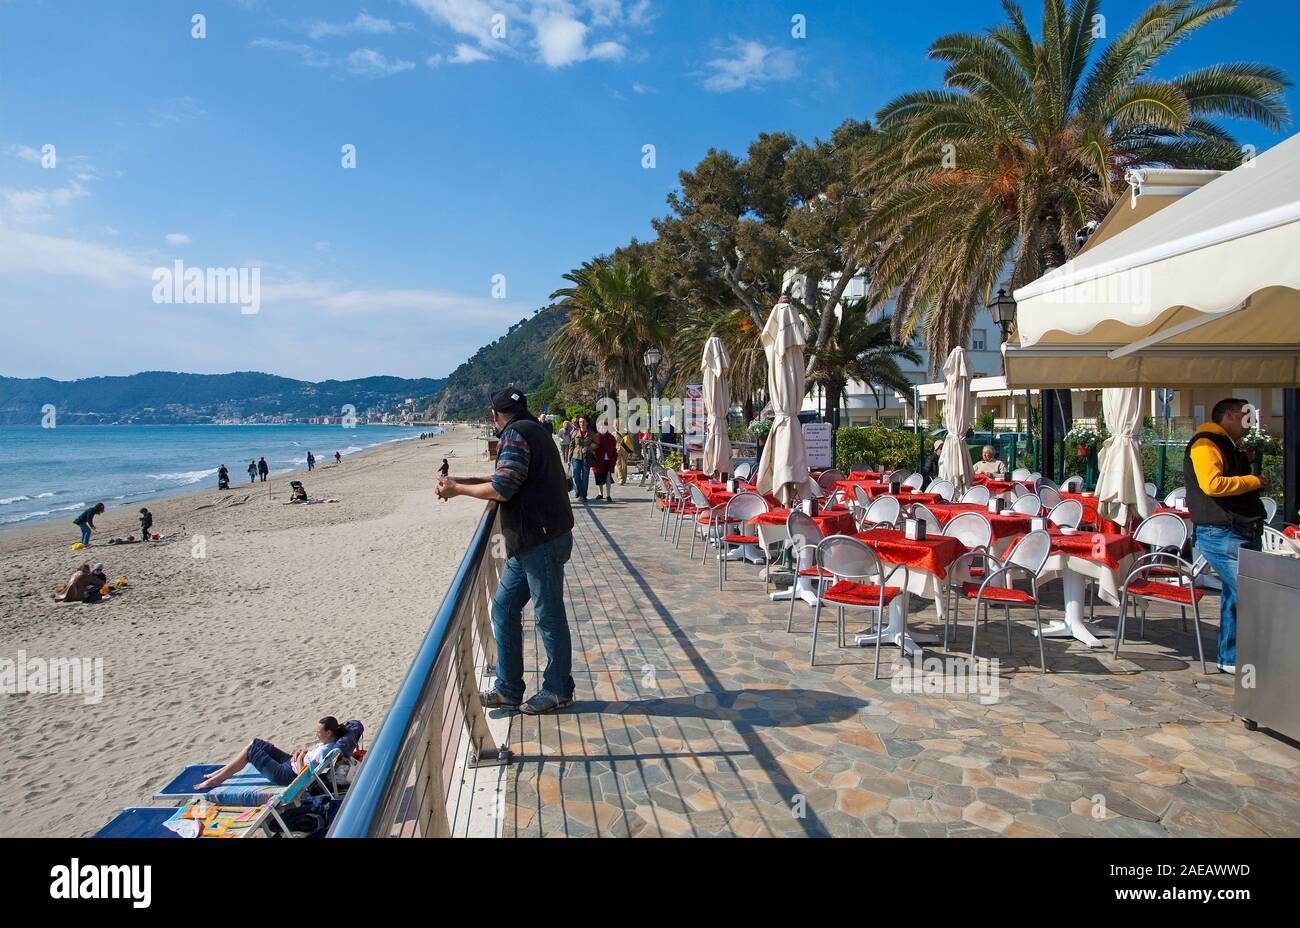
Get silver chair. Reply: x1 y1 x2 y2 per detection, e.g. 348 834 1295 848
810 535 908 677
717 492 770 591
859 495 902 531
1011 468 1032 481
959 485 990 504
958 529 1053 672
1011 483 1033 500
902 472 925 490
1163 486 1186 507
1038 485 1063 509
1062 476 1084 493
1262 496 1277 524
733 461 754 482
1046 498 1083 530
1113 512 1206 673
910 502 942 535
940 512 994 648
784 510 826 632
927 479 956 502
1011 494 1042 516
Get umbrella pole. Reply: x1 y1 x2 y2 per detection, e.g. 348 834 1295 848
1285 388 1299 525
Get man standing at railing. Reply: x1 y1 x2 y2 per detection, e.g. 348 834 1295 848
436 388 577 715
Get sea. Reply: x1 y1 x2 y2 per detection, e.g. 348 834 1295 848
0 423 438 530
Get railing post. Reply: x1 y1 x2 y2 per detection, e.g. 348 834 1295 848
419 693 452 838
460 556 510 768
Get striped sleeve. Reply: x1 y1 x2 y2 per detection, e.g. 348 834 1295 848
491 426 531 500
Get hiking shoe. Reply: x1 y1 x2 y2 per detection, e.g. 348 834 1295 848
479 687 521 709
519 690 574 715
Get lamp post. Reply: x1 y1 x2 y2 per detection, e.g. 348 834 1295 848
988 288 1017 345
643 346 662 444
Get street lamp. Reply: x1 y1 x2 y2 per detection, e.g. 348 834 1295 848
988 288 1017 343
643 346 662 443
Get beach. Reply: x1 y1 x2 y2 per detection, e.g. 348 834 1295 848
0 425 484 837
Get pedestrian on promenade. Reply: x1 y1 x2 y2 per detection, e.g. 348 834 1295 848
436 388 576 715
1185 398 1267 675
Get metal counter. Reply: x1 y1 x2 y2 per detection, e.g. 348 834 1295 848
1234 548 1300 742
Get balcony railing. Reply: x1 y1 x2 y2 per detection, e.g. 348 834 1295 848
328 501 508 837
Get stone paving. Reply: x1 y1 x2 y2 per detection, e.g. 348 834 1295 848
501 491 1300 837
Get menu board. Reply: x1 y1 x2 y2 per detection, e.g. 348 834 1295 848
684 384 706 458
803 422 833 469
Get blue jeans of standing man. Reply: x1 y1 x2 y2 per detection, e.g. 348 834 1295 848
570 459 590 500
77 522 91 545
1194 524 1261 667
491 532 574 701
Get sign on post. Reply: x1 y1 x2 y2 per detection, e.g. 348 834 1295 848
803 421 833 470
684 384 706 469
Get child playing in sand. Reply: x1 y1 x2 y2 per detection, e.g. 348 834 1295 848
138 507 153 540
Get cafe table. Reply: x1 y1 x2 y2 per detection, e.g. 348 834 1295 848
926 503 1034 553
747 508 858 603
846 528 969 656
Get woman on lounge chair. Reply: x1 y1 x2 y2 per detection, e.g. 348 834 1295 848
195 716 355 790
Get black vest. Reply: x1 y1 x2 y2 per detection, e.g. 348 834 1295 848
1183 430 1265 536
498 415 574 558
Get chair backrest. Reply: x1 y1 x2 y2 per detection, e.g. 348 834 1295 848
959 485 990 504
723 491 769 524
1046 498 1083 529
863 495 901 527
688 483 712 511
910 503 941 533
1164 486 1186 507
1262 496 1277 524
1010 483 1032 499
902 472 925 490
817 469 845 491
1011 494 1042 515
927 479 956 501
1062 476 1084 493
1132 511 1189 552
1011 468 1031 481
850 463 874 475
786 509 824 551
733 461 754 481
1261 526 1299 556
664 468 683 490
280 762 316 805
1035 476 1060 493
943 512 992 549
886 468 909 483
1007 529 1052 576
1143 481 1158 498
816 535 884 583
1038 485 1063 509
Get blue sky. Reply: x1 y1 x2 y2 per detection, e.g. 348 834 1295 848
2 0 1296 381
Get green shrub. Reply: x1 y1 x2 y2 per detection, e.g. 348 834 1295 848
834 426 928 472
564 404 598 424
976 410 996 433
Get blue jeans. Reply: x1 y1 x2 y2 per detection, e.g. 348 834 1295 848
491 532 574 701
76 522 91 545
570 459 590 500
247 738 297 786
1194 525 1261 667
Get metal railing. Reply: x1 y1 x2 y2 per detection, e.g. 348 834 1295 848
328 502 508 837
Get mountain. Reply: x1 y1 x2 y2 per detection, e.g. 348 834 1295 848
0 371 445 425
427 306 566 420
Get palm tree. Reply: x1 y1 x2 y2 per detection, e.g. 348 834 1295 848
860 0 1290 367
547 260 669 397
802 298 922 422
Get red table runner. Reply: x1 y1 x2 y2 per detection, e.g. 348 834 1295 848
750 509 857 537
852 528 968 580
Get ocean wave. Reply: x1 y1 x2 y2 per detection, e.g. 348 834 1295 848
2 501 86 524
147 468 219 485
0 495 30 505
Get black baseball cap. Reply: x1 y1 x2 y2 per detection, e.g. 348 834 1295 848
490 387 528 415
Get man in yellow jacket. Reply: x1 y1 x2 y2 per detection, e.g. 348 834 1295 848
1184 398 1267 675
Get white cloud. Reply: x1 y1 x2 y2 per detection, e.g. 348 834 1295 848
428 42 491 66
346 48 416 76
9 145 46 164
165 233 192 246
0 225 152 288
305 12 399 39
701 38 797 92
535 16 588 67
589 40 626 61
250 39 332 68
1 179 92 224
631 80 654 93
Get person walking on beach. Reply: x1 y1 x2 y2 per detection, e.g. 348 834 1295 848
438 458 450 478
334 450 341 465
591 422 618 502
568 415 596 503
258 457 269 482
218 464 230 490
247 460 258 483
436 387 576 715
1186 398 1267 675
306 451 315 472
72 502 105 546
138 507 153 540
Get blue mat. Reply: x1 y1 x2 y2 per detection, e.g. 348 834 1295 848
156 763 274 797
94 807 183 838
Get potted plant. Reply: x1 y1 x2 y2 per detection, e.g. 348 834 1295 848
1066 423 1106 458
1240 423 1278 476
748 417 772 452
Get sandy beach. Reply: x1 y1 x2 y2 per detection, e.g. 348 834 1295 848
0 425 485 837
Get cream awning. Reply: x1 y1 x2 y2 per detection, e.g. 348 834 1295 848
1005 133 1300 388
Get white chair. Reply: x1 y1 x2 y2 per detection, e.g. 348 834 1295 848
941 512 995 647
927 479 956 502
1114 514 1208 674
717 492 769 591
1011 494 1042 516
810 536 909 677
957 529 1053 672
1164 486 1186 507
1062 476 1084 493
1011 468 1032 481
902 472 925 490
1038 485 1063 509
1010 483 1033 500
1262 497 1277 524
886 468 910 484
784 510 826 631
910 503 942 535
1143 482 1158 498
1262 525 1300 557
733 461 754 482
1036 476 1060 493
959 485 990 505
850 483 872 521
816 469 846 493
859 495 901 530
1046 498 1083 530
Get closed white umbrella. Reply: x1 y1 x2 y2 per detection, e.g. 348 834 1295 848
939 347 974 492
1094 387 1151 526
701 336 733 476
755 298 813 505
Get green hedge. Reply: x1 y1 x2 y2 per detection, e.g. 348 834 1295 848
835 426 930 472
